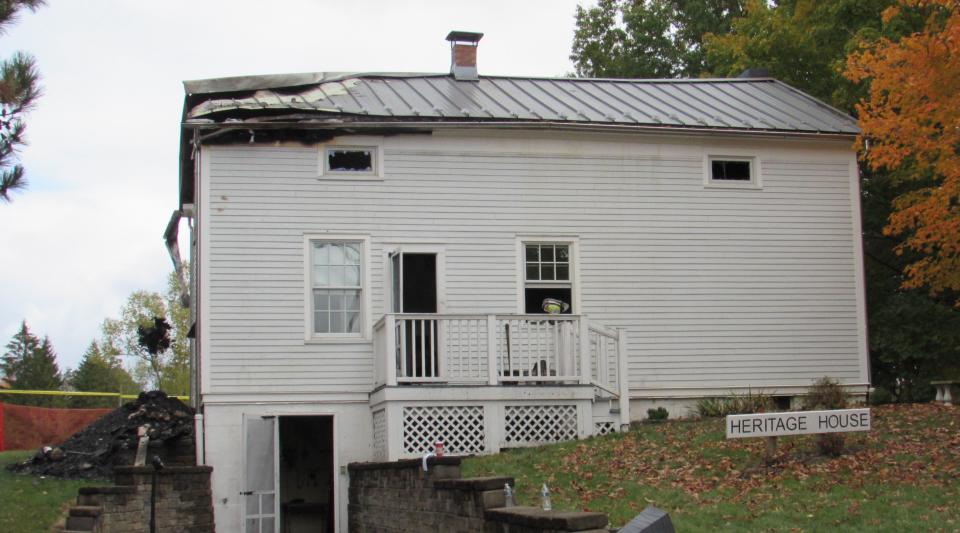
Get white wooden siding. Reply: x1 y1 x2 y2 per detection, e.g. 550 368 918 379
200 132 866 395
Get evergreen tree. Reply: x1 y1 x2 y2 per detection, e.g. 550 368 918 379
70 341 140 407
0 0 45 202
2 324 62 405
2 319 39 381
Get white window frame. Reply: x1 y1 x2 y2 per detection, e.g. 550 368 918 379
515 236 581 314
704 154 761 189
303 234 372 342
318 136 385 180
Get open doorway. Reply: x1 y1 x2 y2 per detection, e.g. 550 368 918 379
279 416 334 533
391 251 440 377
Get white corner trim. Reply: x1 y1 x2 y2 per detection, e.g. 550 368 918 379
848 155 870 384
199 146 212 396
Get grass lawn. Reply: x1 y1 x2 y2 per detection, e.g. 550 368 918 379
463 403 960 531
0 451 98 533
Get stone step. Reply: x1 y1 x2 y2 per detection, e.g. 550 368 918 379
64 505 101 531
77 485 136 505
64 516 95 531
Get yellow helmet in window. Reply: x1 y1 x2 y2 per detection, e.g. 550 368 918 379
541 298 569 314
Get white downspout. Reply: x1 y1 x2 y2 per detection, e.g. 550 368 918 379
194 413 205 465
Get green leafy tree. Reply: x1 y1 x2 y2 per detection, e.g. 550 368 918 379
0 0 44 202
859 163 960 401
571 0 745 78
703 0 897 111
69 341 140 407
100 271 189 394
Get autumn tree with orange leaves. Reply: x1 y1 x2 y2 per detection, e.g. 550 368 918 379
846 0 960 302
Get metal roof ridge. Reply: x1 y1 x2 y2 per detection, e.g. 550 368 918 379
767 79 859 127
184 72 779 95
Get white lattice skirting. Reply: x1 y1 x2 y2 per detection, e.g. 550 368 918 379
594 420 616 436
402 405 486 454
372 409 387 461
504 404 578 445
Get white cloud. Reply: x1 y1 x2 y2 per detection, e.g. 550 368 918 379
0 0 584 371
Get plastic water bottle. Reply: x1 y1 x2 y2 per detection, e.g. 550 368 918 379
503 483 514 507
541 483 552 511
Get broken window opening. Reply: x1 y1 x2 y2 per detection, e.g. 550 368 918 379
326 148 374 173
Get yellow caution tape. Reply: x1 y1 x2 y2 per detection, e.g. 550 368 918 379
0 389 188 401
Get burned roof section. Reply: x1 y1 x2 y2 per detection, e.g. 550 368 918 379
183 72 859 135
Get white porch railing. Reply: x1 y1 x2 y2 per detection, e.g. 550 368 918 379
373 313 629 419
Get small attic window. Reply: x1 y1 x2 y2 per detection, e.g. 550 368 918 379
706 156 760 188
319 138 384 179
327 147 374 172
712 160 751 181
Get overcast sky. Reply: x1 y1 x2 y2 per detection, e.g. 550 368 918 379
0 0 586 372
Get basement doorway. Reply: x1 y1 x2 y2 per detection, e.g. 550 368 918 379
279 416 334 533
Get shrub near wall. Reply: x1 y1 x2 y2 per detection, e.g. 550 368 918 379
693 391 775 418
803 377 849 456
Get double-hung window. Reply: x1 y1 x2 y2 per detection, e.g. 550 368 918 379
310 240 363 336
523 242 573 314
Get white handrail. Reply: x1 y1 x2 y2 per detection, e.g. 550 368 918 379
378 313 624 394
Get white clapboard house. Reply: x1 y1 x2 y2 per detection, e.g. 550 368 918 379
167 32 868 532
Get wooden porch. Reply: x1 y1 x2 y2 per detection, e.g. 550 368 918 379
370 314 630 460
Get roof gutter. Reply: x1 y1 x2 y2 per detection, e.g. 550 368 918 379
181 119 858 141
163 209 191 308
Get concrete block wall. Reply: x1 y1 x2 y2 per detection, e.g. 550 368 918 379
348 457 608 533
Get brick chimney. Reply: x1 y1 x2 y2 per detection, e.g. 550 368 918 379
446 31 483 81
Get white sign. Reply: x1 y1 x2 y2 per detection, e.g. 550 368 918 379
726 408 871 439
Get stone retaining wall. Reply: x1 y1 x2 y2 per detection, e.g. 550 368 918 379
348 457 608 533
67 465 214 533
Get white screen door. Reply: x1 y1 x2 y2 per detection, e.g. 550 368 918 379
243 415 278 533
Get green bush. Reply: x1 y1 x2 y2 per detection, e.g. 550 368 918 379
646 407 668 421
693 390 775 418
803 377 848 456
803 376 848 410
869 386 894 405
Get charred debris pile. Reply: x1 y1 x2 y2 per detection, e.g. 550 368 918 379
8 391 195 479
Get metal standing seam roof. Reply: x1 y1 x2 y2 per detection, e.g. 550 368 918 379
183 73 859 136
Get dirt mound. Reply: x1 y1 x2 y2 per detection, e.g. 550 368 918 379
7 391 195 479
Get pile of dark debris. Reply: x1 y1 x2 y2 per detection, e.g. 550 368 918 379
7 391 195 479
